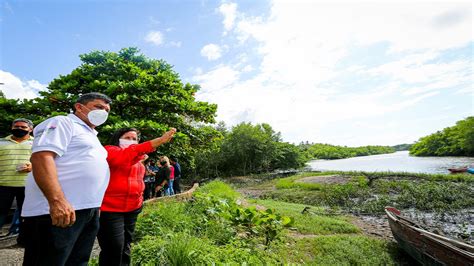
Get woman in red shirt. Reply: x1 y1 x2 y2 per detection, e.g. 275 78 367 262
98 127 175 266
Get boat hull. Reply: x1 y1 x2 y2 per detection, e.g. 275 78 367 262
448 167 467 173
385 207 474 266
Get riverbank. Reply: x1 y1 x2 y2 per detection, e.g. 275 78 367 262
129 180 415 265
232 171 474 244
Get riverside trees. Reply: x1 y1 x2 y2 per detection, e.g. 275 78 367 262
410 117 474 157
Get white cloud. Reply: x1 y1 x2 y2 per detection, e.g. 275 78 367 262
193 65 239 94
144 31 164 46
242 65 253 72
218 2 237 33
195 1 473 145
168 41 182 47
0 70 46 99
200 43 223 60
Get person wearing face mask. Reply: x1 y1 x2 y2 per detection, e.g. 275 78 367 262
21 92 112 265
0 118 34 238
98 127 175 266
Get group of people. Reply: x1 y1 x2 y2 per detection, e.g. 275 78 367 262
0 92 178 265
143 156 181 200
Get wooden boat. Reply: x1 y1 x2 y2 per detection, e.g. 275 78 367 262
448 167 468 173
385 207 474 265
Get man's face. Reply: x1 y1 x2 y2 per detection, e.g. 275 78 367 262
12 122 32 134
75 99 111 126
77 99 111 114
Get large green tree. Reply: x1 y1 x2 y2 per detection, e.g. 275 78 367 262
3 48 221 177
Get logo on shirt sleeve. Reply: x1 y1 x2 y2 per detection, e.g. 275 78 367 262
45 125 57 134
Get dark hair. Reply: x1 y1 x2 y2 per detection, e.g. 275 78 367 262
73 92 112 111
170 157 178 163
109 127 140 146
12 118 34 129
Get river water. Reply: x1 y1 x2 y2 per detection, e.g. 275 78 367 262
307 151 474 174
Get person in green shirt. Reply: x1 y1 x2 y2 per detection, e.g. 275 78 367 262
0 118 34 236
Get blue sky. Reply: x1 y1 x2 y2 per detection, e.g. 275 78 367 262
1 0 473 146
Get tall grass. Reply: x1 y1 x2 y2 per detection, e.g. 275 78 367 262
254 199 360 235
196 179 240 200
280 235 401 265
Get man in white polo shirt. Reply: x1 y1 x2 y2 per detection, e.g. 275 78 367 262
22 92 112 266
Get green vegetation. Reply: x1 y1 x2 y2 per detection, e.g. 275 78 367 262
337 170 474 182
132 181 294 264
410 116 474 156
198 122 307 178
299 142 395 160
253 199 359 235
263 172 474 214
282 235 399 265
122 181 406 265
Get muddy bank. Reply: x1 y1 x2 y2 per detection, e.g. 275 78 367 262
402 208 474 244
296 175 474 244
235 173 474 245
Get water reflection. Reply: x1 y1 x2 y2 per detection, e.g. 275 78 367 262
307 151 474 174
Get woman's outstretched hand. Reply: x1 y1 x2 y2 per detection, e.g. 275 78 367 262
161 128 176 143
151 128 176 148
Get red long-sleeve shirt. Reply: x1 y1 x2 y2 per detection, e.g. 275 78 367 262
101 141 155 212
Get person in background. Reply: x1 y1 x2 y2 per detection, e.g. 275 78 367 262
170 157 182 194
161 156 174 196
0 118 34 237
143 159 156 200
154 158 170 197
21 92 112 265
148 160 159 197
98 127 175 266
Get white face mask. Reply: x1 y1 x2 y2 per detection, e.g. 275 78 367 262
81 105 109 126
119 139 138 148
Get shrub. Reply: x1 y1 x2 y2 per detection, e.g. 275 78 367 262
197 180 240 200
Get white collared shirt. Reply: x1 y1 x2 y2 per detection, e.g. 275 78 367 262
22 114 110 217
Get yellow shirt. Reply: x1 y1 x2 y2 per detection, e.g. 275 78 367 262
0 135 34 187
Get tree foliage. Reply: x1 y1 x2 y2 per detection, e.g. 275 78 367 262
410 117 474 156
0 97 47 136
1 48 220 177
298 143 395 160
197 122 307 178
